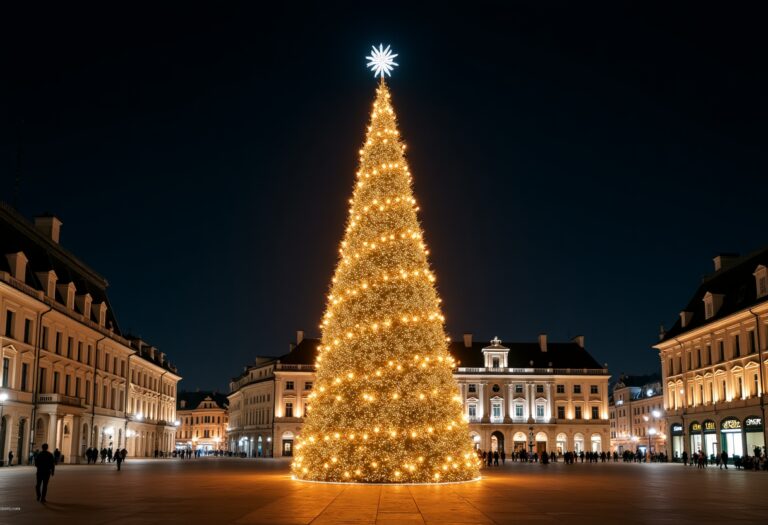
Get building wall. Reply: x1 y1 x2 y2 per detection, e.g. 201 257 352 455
655 303 768 459
609 387 665 454
176 401 228 451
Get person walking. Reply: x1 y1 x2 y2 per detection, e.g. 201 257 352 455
720 450 728 469
8 450 13 466
53 448 61 465
500 449 506 465
116 450 124 471
35 443 55 503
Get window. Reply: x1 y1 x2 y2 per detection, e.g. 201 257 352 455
285 381 294 391
556 384 565 394
87 345 92 365
748 331 756 354
285 402 293 418
21 363 28 391
105 353 110 372
53 371 60 393
706 344 712 366
468 384 477 394
24 319 32 344
590 385 598 394
75 377 81 398
721 380 726 401
77 342 82 362
536 404 545 418
42 327 49 350
55 331 61 354
204 430 210 438
591 406 599 419
4 310 14 338
492 357 500 368
669 358 674 374
515 384 523 393
687 352 692 370
733 335 741 358
557 406 565 419
491 402 501 419
39 369 47 394
102 385 107 408
719 341 725 362
696 348 701 368
738 377 744 399
705 300 713 319
304 382 313 390
575 406 582 419
1 358 9 388
515 404 524 418
65 375 71 395
573 385 582 394
85 380 90 403
468 404 477 418
67 337 73 358
536 384 544 393
754 374 759 396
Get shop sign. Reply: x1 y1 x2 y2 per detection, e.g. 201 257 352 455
690 422 701 433
721 418 741 431
703 420 717 433
671 424 683 436
745 417 763 431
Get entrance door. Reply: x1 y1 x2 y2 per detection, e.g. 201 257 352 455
282 439 293 456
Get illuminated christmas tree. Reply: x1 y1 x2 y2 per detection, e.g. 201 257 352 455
292 46 480 483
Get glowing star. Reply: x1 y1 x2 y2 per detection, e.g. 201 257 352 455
366 44 399 78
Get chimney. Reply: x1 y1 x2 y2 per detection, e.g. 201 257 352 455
680 311 693 328
159 351 166 364
538 333 548 352
463 333 473 348
713 253 739 272
6 252 28 282
34 215 63 244
572 335 585 348
296 330 304 345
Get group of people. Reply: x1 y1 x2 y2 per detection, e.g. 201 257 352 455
680 447 768 471
84 447 127 469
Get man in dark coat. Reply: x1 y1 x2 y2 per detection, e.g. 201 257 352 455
35 443 55 503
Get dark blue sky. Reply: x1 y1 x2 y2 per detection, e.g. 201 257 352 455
2 2 766 391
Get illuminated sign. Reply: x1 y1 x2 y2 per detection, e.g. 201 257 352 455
745 417 763 431
703 420 716 433
671 424 683 436
721 418 741 430
690 422 701 433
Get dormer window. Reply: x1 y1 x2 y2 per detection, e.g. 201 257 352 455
702 292 723 320
704 299 713 319
755 265 768 298
492 357 500 368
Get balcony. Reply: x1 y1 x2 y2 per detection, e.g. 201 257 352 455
37 394 85 407
456 367 608 375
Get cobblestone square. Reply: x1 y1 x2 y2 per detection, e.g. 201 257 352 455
2 458 768 524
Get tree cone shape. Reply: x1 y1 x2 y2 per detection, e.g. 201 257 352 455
292 80 481 483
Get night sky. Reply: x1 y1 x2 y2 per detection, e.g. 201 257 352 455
2 3 766 391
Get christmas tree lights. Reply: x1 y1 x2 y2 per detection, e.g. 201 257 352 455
292 68 480 483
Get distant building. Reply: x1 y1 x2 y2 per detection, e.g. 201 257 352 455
176 391 229 452
0 203 181 464
609 375 665 455
227 331 611 457
654 250 768 460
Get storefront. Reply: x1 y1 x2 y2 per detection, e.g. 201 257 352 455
720 417 743 458
744 416 764 456
670 423 683 459
689 422 702 455
703 420 717 458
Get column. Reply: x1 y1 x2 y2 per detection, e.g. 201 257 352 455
545 383 553 421
70 415 81 464
478 383 487 422
47 414 58 449
527 383 534 422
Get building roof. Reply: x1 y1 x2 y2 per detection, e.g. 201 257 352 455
449 340 604 370
659 246 768 342
177 391 229 410
233 336 603 377
0 202 119 330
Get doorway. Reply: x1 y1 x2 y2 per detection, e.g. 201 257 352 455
491 431 505 453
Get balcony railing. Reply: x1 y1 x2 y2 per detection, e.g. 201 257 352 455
37 393 85 407
276 364 315 371
456 367 608 375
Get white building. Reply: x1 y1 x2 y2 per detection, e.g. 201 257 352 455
0 203 181 464
227 332 611 457
609 375 665 455
655 250 768 461
176 392 229 453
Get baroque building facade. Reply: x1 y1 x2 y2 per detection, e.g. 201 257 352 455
0 203 181 464
227 332 610 457
655 250 768 461
609 375 665 455
176 391 229 452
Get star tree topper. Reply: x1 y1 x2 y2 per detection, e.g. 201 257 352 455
366 44 399 78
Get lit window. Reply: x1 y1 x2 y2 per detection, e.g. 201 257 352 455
285 381 294 391
468 384 477 394
285 402 293 418
536 404 544 418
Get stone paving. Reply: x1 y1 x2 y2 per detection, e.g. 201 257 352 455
1 458 767 524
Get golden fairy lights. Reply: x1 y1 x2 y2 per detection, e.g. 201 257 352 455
291 80 480 483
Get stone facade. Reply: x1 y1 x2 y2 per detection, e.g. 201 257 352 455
176 392 229 452
609 377 665 454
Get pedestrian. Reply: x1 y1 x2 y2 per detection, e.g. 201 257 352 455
8 450 13 466
721 450 729 469
116 450 124 471
682 450 688 466
35 443 55 503
500 449 506 465
487 451 492 467
53 448 61 465
493 450 499 466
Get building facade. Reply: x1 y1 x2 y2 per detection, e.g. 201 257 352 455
655 251 768 461
227 332 611 457
609 375 665 455
0 203 181 464
176 391 229 452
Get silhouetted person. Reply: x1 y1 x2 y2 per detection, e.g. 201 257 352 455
116 450 124 471
35 443 55 503
8 451 13 466
720 450 728 469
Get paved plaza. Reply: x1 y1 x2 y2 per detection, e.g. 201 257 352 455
1 458 767 524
